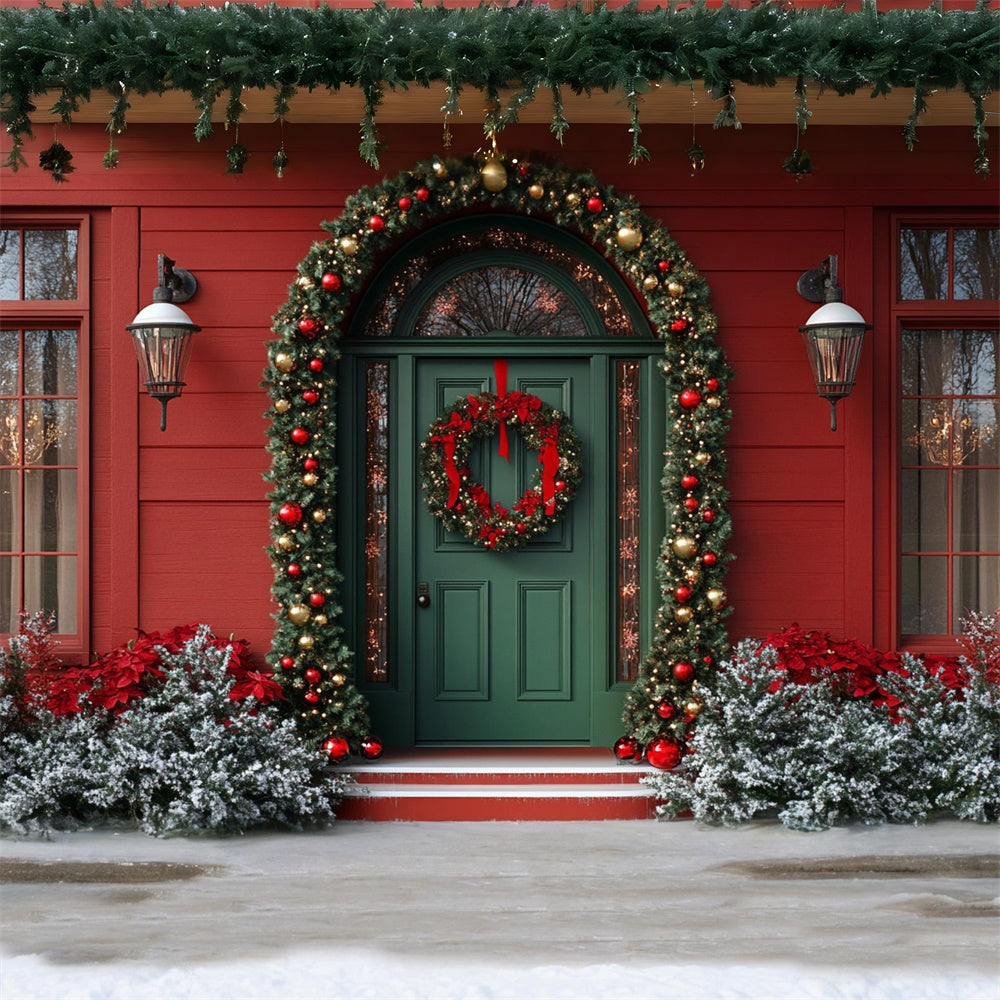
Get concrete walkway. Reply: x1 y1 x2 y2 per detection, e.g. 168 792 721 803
2 819 998 999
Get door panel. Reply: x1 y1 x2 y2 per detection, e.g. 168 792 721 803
414 356 592 743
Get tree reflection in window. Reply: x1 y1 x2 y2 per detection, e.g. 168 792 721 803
364 227 634 338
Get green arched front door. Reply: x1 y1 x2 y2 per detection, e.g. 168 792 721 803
339 217 664 746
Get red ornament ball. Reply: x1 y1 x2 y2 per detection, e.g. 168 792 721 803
286 563 302 578
657 260 671 273
674 585 693 603
613 735 642 762
679 389 702 410
416 187 430 202
681 474 699 490
673 661 695 683
646 737 683 770
555 480 567 492
702 552 718 567
280 655 295 669
515 523 527 533
656 701 676 720
360 736 384 760
309 358 324 373
278 502 303 526
304 457 319 472
669 319 688 333
369 215 385 232
705 378 720 392
322 736 351 763
290 427 310 445
309 592 326 607
321 272 342 292
702 509 716 523
398 196 412 211
298 317 319 338
684 496 699 512
304 667 322 684
304 688 320 704
301 390 320 405
586 196 603 213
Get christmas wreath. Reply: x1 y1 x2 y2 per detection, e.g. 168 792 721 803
421 385 583 552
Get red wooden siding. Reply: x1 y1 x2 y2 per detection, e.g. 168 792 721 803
2 118 996 664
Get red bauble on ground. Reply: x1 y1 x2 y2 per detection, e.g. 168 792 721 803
673 661 695 682
321 272 341 291
679 389 702 409
322 736 351 763
613 735 642 761
360 736 384 760
646 737 683 770
278 502 303 526
586 196 603 213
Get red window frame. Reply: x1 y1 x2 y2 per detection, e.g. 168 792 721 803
0 214 90 658
888 212 998 653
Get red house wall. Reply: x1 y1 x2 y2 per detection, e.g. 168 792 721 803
2 119 995 663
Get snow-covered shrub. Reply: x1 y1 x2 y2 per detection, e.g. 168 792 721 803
1 624 347 837
647 617 1000 831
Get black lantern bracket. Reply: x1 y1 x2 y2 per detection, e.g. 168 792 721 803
155 253 198 304
797 254 842 305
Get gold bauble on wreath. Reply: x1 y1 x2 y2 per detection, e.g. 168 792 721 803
298 634 315 650
706 587 728 610
565 192 581 207
674 606 694 624
287 603 311 625
274 399 291 414
276 534 295 552
302 472 319 487
643 275 659 291
667 281 685 298
480 157 508 192
274 352 295 373
616 226 643 251
672 535 698 559
339 236 359 256
694 451 712 466
527 183 545 199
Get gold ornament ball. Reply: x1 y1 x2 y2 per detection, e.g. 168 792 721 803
295 275 315 290
706 395 721 409
674 606 695 624
274 353 295 373
331 672 347 687
667 281 685 298
528 183 545 200
643 275 659 291
302 472 319 487
274 399 291 414
565 192 581 207
276 534 295 551
694 451 712 466
706 587 727 610
312 613 328 627
672 535 698 560
287 603 311 626
432 160 448 179
312 509 327 523
685 567 702 585
339 236 359 257
616 226 643 252
684 699 703 717
480 157 508 193
298 634 315 650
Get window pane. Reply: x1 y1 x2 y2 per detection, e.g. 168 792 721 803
954 228 999 300
900 555 947 634
0 230 21 299
23 555 76 632
901 329 998 397
0 399 18 465
24 230 78 300
0 556 19 633
24 469 76 552
23 399 77 466
0 329 18 395
899 228 948 300
952 470 999 552
363 361 389 684
616 360 641 683
955 400 999 466
900 469 947 551
24 329 78 395
953 556 1000 634
0 469 18 551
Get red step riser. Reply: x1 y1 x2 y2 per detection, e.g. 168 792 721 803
349 770 651 786
337 796 659 822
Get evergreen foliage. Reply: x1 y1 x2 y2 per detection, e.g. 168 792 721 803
647 616 1000 831
0 625 346 837
1 1 995 175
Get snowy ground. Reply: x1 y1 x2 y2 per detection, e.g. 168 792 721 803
1 818 998 1000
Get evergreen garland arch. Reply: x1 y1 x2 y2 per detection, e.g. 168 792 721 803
266 154 733 762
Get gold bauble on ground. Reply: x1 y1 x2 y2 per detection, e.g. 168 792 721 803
302 472 319 487
667 281 685 298
480 157 508 192
672 535 698 559
616 226 643 251
339 236 359 256
276 534 295 551
528 183 545 199
674 606 694 624
312 509 327 523
642 275 659 291
706 587 728 610
274 352 295 373
694 451 712 466
288 603 311 626
274 399 291 414
298 634 315 650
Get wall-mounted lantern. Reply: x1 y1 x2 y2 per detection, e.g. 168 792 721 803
797 254 870 431
127 254 199 431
